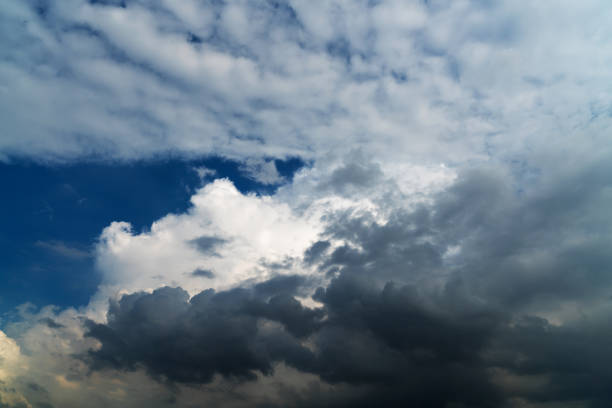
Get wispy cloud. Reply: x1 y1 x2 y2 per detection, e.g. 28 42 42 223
34 240 91 260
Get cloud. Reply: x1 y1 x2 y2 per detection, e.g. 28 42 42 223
188 236 228 256
85 283 320 384
239 159 285 186
0 331 21 380
94 178 322 299
34 240 91 260
190 268 215 279
2 0 611 168
37 318 64 329
317 150 384 194
192 166 216 182
1 157 612 406
82 275 504 406
302 241 331 266
0 330 30 408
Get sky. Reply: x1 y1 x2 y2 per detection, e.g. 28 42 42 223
1 1 612 407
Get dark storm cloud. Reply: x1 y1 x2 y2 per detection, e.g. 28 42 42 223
308 276 504 407
311 162 612 406
85 161 612 407
317 161 612 407
320 162 612 310
85 283 320 384
86 274 504 407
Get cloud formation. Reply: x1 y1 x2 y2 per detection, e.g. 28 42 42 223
2 157 611 407
2 1 612 407
2 0 612 166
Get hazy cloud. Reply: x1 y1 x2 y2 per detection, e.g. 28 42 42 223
239 159 285 186
34 241 91 260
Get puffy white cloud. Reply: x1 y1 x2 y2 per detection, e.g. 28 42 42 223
0 330 22 380
0 330 30 407
94 178 323 299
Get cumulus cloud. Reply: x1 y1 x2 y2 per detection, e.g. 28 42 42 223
85 282 320 383
0 330 30 408
83 277 501 407
93 178 322 300
89 161 612 406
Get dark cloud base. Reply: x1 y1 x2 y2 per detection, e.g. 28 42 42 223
87 273 612 407
86 277 501 408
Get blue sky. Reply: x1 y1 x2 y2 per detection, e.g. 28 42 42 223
2 1 612 407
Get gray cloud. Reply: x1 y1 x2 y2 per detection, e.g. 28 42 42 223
85 274 503 407
316 151 385 197
189 236 228 256
189 268 215 279
303 241 331 265
37 318 64 329
85 283 320 384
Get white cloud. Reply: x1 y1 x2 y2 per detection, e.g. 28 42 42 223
193 165 217 181
0 330 22 380
2 0 611 168
94 179 323 299
239 158 285 185
0 330 30 407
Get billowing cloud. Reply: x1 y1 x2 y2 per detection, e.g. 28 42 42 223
1 156 611 406
0 330 32 408
93 178 322 301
